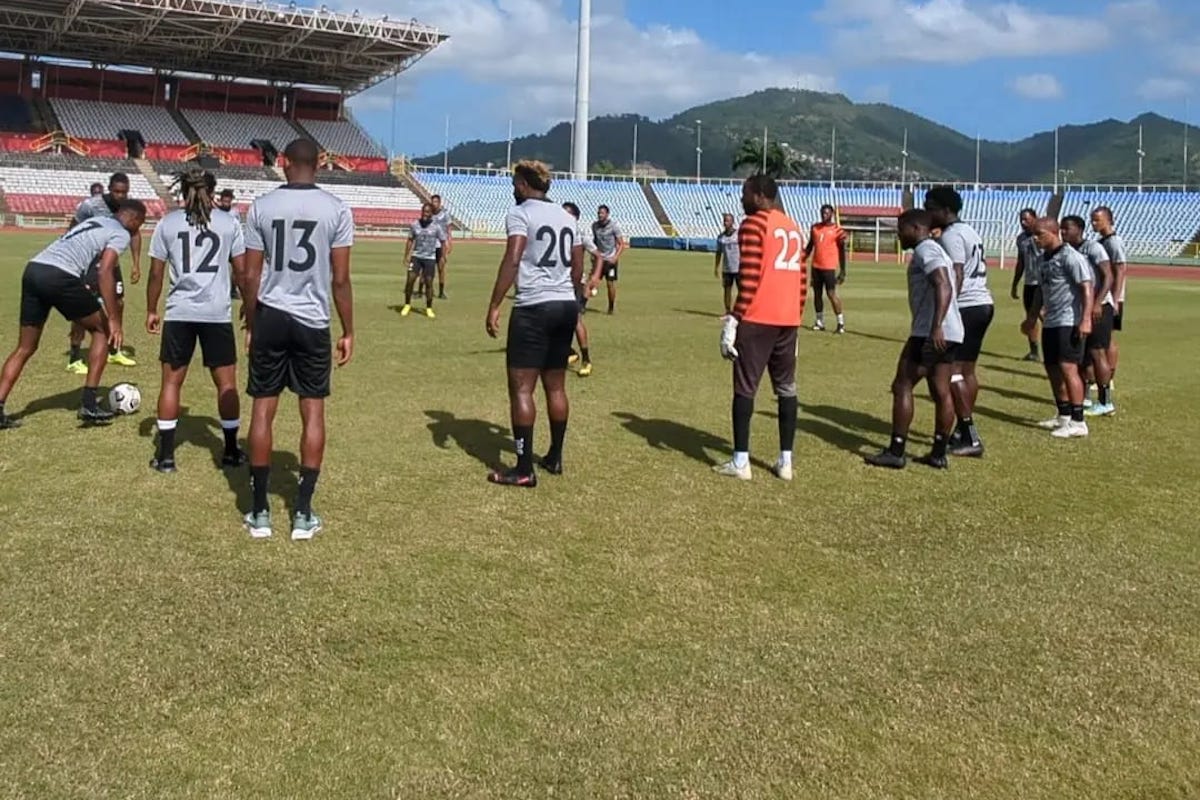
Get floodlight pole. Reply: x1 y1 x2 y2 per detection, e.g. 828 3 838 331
506 119 513 168
1137 123 1145 192
443 114 449 172
571 0 591 179
632 122 638 179
900 127 908 188
695 120 702 183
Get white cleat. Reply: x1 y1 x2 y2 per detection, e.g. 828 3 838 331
1051 420 1089 438
713 460 752 480
1038 415 1069 430
771 461 794 481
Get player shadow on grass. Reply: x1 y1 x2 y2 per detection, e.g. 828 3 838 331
673 308 725 319
9 386 119 428
611 411 772 470
425 410 509 470
985 363 1044 381
135 412 300 512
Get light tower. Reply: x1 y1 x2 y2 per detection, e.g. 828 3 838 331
571 0 591 178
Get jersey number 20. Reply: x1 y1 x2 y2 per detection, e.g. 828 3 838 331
773 228 804 271
533 225 576 268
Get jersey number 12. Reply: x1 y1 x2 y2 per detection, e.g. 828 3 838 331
176 230 220 274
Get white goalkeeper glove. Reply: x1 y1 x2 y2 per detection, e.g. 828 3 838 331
720 315 739 360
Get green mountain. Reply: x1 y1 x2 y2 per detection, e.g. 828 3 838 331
416 89 1198 185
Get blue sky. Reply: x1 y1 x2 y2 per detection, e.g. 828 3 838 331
333 0 1199 158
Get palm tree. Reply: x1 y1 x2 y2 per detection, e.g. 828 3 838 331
731 137 793 178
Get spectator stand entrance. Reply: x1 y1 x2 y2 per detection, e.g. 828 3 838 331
0 0 446 234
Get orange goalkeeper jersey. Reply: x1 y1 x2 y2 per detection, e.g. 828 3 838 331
733 208 807 327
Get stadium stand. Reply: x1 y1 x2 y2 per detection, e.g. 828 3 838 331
0 94 36 132
958 189 1052 260
1059 190 1200 259
0 166 165 217
299 118 381 157
51 98 189 144
183 109 299 150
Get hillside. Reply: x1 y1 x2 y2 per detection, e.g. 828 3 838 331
416 89 1197 185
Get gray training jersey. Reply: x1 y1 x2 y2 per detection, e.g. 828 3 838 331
506 199 579 308
592 219 624 261
717 229 740 274
34 217 131 279
1098 233 1129 302
1016 230 1041 286
1039 245 1092 328
1073 239 1114 307
150 208 246 324
937 221 992 308
244 184 354 329
75 194 116 224
908 239 964 343
432 208 452 240
409 219 445 261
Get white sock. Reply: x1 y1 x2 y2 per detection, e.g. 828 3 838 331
779 450 793 466
733 451 750 468
157 419 177 432
816 312 824 324
220 419 239 431
836 313 845 326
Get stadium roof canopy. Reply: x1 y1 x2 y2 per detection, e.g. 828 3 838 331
0 0 447 93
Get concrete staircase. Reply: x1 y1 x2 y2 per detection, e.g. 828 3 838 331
166 106 202 145
1046 192 1065 219
640 182 674 236
132 157 174 205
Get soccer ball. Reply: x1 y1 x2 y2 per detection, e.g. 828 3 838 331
108 383 141 415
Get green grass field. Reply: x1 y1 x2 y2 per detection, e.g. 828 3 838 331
2 233 1200 799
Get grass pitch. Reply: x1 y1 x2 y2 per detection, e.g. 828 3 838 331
1 233 1199 799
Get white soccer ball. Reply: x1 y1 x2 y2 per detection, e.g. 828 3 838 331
108 383 141 415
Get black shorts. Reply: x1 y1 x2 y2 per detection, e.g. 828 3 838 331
506 301 578 370
160 320 237 369
247 304 332 399
957 304 995 363
733 322 798 398
1022 284 1039 314
905 336 959 367
810 267 838 293
722 272 737 289
1043 325 1084 366
602 260 619 281
1084 304 1114 353
435 247 444 262
410 257 437 280
83 263 125 298
19 261 101 326
1113 301 1124 332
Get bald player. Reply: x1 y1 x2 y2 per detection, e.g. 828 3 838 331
1022 218 1093 439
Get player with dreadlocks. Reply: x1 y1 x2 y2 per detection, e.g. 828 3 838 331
145 167 249 473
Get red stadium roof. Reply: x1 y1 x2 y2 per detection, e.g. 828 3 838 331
0 0 447 93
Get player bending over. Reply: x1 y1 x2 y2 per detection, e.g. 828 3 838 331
803 204 847 333
400 203 445 318
145 168 249 473
241 139 355 540
0 200 147 428
1022 218 1093 439
1010 208 1042 361
592 205 626 314
865 210 963 470
714 174 807 481
1061 215 1116 417
484 161 583 487
563 201 602 376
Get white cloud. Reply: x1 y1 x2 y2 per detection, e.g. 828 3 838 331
818 0 1109 64
342 0 834 124
1010 73 1063 100
1138 77 1192 101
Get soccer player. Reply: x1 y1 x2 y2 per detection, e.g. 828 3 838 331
714 175 806 481
1061 215 1116 416
1022 218 1093 438
88 182 103 197
803 203 847 333
430 194 452 299
925 186 992 458
865 209 963 470
241 139 355 540
0 199 147 428
592 205 626 314
215 188 237 216
145 168 248 472
67 172 142 371
484 161 583 487
714 212 739 314
1091 206 1127 396
1010 207 1042 361
563 201 602 377
400 202 444 318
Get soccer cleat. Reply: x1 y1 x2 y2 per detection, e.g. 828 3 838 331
244 510 272 539
222 448 248 468
425 307 436 319
948 429 964 449
539 454 563 475
66 360 88 374
291 511 323 541
712 460 752 480
913 453 950 470
834 324 845 335
1051 420 1089 439
1038 415 1069 430
771 460 794 481
1082 396 1093 409
77 405 116 424
812 321 825 332
400 304 412 316
578 362 593 377
107 350 137 367
438 292 447 300
949 442 985 458
1022 352 1041 362
864 450 906 469
567 351 580 365
0 413 22 430
149 456 177 474
1084 403 1116 418
487 468 538 488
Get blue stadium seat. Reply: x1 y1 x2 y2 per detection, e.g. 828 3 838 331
1059 191 1200 259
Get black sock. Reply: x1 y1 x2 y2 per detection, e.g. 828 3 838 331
438 282 445 295
250 465 270 514
932 432 948 459
888 433 907 458
108 345 118 356
1071 404 1085 423
514 425 534 474
296 467 320 516
0 400 6 416
157 428 177 461
580 347 590 363
777 395 798 453
1029 340 1039 355
548 419 567 460
69 344 81 362
1056 400 1071 417
82 386 99 410
959 416 980 445
1098 384 1111 405
223 427 239 455
732 395 754 453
